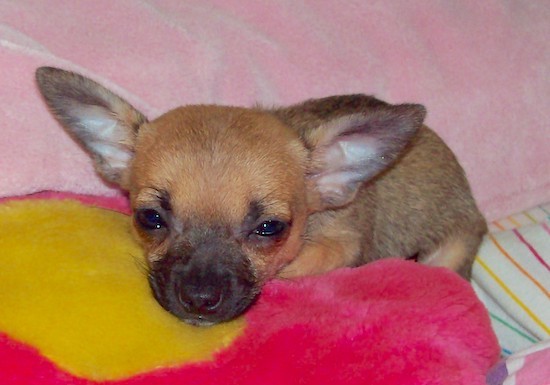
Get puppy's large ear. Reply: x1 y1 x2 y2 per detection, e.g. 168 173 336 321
273 95 426 210
35 67 148 187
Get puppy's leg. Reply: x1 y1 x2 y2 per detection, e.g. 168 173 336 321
278 234 361 278
420 232 485 279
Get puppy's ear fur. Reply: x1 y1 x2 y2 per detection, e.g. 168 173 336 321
272 95 426 210
35 67 148 187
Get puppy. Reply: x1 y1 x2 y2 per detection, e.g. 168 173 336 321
35 67 487 326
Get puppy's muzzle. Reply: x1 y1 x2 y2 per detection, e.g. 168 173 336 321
148 248 258 326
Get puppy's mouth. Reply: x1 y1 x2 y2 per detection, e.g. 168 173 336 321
147 254 260 326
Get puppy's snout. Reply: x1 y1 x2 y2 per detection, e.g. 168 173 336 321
148 249 258 326
178 284 223 315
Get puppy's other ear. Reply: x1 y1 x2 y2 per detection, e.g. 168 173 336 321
35 67 148 187
274 96 426 210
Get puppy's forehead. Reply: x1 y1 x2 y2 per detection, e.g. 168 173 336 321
132 105 307 220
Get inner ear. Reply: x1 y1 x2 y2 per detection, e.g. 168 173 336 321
305 104 426 210
35 67 148 187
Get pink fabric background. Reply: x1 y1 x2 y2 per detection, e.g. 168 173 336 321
0 0 548 220
515 347 550 385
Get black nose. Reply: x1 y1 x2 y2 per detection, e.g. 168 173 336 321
178 285 223 315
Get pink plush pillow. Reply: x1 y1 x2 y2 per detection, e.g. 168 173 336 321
0 1 548 220
0 191 499 385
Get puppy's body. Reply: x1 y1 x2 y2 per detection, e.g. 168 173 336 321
295 126 486 276
36 68 486 325
273 96 486 277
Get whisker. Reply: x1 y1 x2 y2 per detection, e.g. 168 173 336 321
130 253 150 277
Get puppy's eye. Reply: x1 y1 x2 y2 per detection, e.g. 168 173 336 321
253 220 287 237
135 209 167 230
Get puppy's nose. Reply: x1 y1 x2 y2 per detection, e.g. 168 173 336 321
178 285 223 315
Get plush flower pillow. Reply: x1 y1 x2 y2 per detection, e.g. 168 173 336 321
0 196 499 385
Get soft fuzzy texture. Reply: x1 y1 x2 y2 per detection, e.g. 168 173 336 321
0 1 549 221
0 199 244 381
0 197 499 385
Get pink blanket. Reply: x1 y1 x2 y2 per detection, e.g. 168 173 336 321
0 0 549 220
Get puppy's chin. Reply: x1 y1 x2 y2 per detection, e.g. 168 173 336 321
177 306 247 327
184 317 216 327
172 295 258 326
154 289 259 326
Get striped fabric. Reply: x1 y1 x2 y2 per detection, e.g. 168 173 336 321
472 203 550 356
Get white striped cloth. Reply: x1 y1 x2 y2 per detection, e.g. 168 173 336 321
472 203 550 356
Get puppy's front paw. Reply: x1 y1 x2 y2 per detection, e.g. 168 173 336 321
277 240 354 278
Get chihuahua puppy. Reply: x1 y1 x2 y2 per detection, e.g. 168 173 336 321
36 67 486 325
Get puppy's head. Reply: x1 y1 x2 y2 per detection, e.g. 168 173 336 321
36 67 425 325
127 106 310 325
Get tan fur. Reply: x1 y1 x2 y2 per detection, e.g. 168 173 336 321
36 67 487 324
128 106 310 282
271 96 487 279
130 105 485 280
